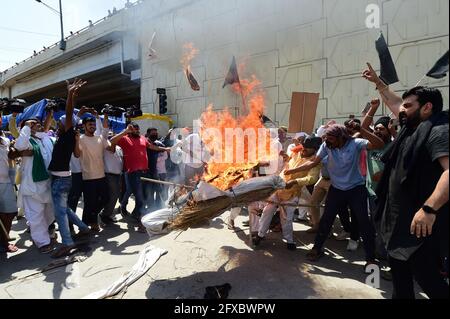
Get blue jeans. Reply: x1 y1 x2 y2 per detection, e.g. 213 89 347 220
51 176 89 246
314 185 376 262
143 171 163 213
127 171 146 218
120 172 132 209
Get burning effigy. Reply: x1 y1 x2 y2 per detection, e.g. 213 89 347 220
142 51 285 236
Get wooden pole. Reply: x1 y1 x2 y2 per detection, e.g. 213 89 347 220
0 218 11 242
141 177 195 190
238 82 247 116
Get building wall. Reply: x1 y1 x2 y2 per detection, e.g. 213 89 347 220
138 0 449 129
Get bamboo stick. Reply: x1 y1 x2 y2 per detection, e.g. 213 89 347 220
141 177 195 190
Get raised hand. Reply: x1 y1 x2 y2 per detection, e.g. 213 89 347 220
371 98 381 108
125 124 134 134
362 63 381 84
66 78 87 96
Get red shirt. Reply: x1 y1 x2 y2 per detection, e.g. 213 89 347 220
118 135 150 173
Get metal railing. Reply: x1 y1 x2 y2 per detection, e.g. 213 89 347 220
1 0 142 75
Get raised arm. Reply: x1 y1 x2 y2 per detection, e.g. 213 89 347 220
15 124 32 151
8 113 20 139
65 78 87 131
362 99 381 130
363 63 403 118
348 120 385 150
110 125 132 147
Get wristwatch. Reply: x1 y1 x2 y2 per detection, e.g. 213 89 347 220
422 205 438 215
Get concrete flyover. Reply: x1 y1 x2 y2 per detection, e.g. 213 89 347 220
0 6 142 108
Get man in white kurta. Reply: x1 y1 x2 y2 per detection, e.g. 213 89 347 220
15 120 55 252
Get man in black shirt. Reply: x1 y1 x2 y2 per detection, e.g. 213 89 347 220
363 63 449 299
48 79 91 258
143 128 165 213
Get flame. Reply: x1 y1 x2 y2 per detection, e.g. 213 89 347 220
199 75 277 191
181 43 199 71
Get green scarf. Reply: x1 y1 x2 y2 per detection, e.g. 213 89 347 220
29 138 50 183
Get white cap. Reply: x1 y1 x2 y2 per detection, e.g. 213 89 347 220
316 126 326 138
294 132 308 140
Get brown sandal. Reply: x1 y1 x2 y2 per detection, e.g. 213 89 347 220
51 245 76 259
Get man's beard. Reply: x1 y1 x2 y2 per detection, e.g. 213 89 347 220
400 109 422 129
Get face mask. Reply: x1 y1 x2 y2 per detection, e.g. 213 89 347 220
149 135 158 141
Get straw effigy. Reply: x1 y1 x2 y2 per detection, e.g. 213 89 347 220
167 175 285 231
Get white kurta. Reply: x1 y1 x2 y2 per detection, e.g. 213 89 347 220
14 126 55 248
15 126 54 205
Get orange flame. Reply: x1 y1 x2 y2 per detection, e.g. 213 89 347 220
181 43 199 71
199 74 277 190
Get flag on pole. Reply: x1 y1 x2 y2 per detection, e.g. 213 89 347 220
375 32 399 85
185 69 200 91
426 51 449 79
222 56 240 88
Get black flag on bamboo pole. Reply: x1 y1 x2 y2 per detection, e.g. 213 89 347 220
222 56 240 88
426 51 449 79
375 32 399 85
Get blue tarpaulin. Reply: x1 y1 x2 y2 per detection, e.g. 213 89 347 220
1 99 126 133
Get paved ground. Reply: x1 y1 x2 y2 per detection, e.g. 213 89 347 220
0 203 404 299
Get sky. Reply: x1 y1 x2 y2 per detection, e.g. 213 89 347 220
0 0 131 71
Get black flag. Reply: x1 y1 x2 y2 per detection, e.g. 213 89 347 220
222 56 240 89
426 51 449 79
185 69 200 91
375 32 399 85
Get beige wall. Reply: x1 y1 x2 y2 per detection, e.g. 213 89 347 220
138 0 449 129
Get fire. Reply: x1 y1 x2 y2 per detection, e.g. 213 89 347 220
200 75 277 191
181 43 199 71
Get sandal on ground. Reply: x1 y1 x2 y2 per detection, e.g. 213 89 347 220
89 224 101 232
39 244 55 254
51 245 76 259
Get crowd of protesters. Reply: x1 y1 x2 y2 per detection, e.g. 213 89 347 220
0 61 448 299
231 63 449 299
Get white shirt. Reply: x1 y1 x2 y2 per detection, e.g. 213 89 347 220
79 134 110 180
182 134 209 169
104 146 123 175
259 140 284 176
15 126 54 203
0 136 11 184
70 155 82 174
157 150 168 174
